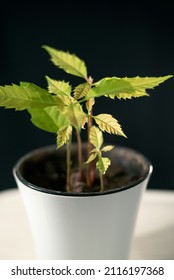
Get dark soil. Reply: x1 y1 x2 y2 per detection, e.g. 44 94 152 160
17 144 150 194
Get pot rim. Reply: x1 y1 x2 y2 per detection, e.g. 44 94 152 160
13 144 153 197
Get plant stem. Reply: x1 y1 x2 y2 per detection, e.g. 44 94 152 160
86 77 94 189
76 130 83 181
66 139 71 192
87 112 94 188
99 172 104 192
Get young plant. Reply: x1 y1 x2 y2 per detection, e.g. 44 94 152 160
85 125 114 192
0 46 172 192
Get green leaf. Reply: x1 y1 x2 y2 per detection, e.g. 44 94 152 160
90 126 103 149
123 75 173 92
28 106 69 133
86 98 95 113
90 148 99 153
93 114 126 137
45 76 73 112
86 77 135 99
66 101 87 131
73 82 91 100
87 75 173 100
85 153 97 164
43 45 88 80
46 76 71 96
57 125 72 148
96 156 111 174
101 145 114 152
0 82 57 110
56 95 72 112
114 75 173 99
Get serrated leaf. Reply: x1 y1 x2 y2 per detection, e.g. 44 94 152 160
86 75 173 99
0 82 57 110
66 101 87 131
28 106 69 133
86 77 135 99
43 45 88 80
57 125 72 148
90 126 103 149
55 94 72 112
123 75 173 91
46 76 71 96
101 145 114 152
96 157 111 174
86 98 95 113
94 114 126 137
87 75 173 100
85 153 97 164
114 75 173 100
73 82 91 99
108 90 148 100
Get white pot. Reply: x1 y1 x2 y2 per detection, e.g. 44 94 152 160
13 145 152 260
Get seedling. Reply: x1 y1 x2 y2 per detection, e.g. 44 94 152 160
0 46 172 192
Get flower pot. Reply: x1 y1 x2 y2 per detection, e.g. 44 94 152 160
13 144 152 260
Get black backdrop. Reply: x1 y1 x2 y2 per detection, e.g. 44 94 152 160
0 1 174 190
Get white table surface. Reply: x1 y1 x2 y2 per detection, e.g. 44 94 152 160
0 188 174 260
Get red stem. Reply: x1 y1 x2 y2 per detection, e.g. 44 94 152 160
87 113 94 188
76 130 83 181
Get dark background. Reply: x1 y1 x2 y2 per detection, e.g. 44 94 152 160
0 1 174 191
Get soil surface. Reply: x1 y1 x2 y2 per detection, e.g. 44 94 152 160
17 144 150 194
